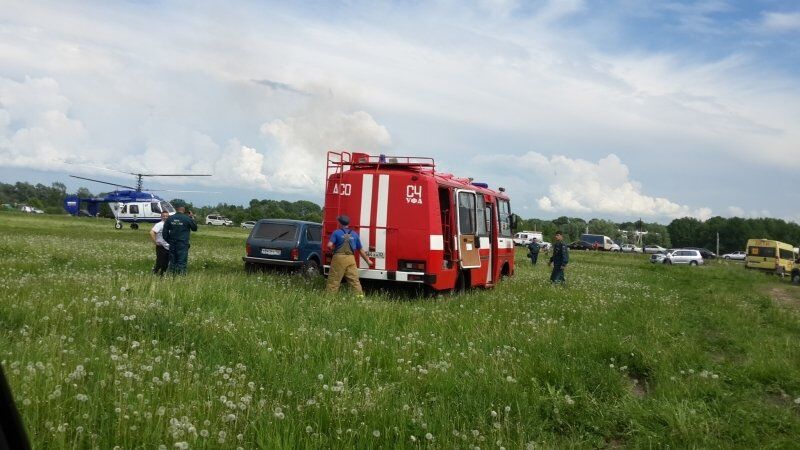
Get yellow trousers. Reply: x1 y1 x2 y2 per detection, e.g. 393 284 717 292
326 254 363 294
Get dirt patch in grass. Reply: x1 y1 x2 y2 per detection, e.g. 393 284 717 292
768 287 800 312
627 374 648 399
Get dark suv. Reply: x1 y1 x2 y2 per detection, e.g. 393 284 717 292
243 219 323 276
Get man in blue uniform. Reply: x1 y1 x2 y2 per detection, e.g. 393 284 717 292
163 204 197 275
326 214 372 295
548 231 569 284
527 238 540 265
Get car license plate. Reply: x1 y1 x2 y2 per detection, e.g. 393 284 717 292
261 248 281 256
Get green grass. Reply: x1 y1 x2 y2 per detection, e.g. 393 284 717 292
2 213 800 449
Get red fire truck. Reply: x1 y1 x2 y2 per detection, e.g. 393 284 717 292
322 152 515 292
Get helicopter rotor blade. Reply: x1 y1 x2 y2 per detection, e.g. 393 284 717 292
69 175 138 190
138 174 213 177
148 189 221 194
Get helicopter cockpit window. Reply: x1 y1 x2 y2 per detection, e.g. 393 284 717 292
161 202 175 213
129 205 139 214
151 202 161 213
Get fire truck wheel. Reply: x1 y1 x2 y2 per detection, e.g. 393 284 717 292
452 272 467 293
301 259 321 278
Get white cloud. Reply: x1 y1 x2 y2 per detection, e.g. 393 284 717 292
478 152 712 220
260 109 391 192
759 12 800 33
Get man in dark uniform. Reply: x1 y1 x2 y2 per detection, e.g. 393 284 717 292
527 238 540 265
548 231 569 284
163 204 197 275
326 214 372 296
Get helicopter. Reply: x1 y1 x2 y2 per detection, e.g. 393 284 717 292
63 169 212 229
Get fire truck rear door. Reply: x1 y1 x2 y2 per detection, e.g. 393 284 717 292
456 190 481 269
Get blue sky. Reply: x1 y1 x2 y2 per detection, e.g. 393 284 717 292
1 0 798 222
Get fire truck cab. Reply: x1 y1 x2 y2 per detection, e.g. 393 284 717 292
323 152 515 292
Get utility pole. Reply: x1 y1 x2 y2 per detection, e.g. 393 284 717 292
716 232 720 258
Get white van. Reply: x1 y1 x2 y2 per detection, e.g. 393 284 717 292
513 231 543 246
205 214 233 226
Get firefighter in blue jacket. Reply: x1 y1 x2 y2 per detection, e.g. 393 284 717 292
548 231 569 284
163 204 197 275
326 215 373 296
527 238 540 265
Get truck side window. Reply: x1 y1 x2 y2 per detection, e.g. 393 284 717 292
458 192 476 235
498 200 512 237
475 195 487 236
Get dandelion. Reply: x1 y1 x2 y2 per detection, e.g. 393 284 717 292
76 394 89 402
410 435 417 442
565 395 575 405
491 410 498 417
372 430 381 437
794 398 800 405
426 432 434 440
305 426 313 433
200 430 209 438
504 405 511 413
173 442 188 449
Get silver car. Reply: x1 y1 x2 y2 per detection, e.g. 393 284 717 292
722 251 746 261
665 249 704 266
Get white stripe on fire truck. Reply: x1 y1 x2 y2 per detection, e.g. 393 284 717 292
375 228 387 270
360 174 373 227
375 174 389 227
358 174 373 269
430 235 444 250
374 174 390 270
359 228 370 269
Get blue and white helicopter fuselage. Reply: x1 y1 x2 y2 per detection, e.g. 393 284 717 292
65 190 175 229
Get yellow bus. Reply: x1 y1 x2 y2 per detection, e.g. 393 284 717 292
745 238 796 275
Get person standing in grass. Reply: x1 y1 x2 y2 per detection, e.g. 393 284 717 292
163 204 197 275
527 238 540 265
548 231 569 284
326 214 372 296
149 210 171 276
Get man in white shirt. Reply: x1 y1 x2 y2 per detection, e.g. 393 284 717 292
150 211 171 275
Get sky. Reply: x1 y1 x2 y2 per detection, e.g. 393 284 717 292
0 0 799 223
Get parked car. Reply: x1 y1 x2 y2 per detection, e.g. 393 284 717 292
568 240 594 250
722 250 746 261
513 231 543 246
241 220 256 229
621 244 642 253
609 243 621 252
243 219 322 276
206 214 233 226
538 241 552 252
650 251 668 264
665 249 704 266
643 245 666 254
686 247 717 259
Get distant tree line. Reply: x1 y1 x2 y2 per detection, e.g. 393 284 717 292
3 181 798 252
514 215 800 253
0 181 72 214
169 198 323 224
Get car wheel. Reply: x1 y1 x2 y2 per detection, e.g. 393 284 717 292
301 259 321 278
724 256 729 260
690 260 698 266
793 273 800 285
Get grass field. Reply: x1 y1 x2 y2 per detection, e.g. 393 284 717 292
2 213 800 449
